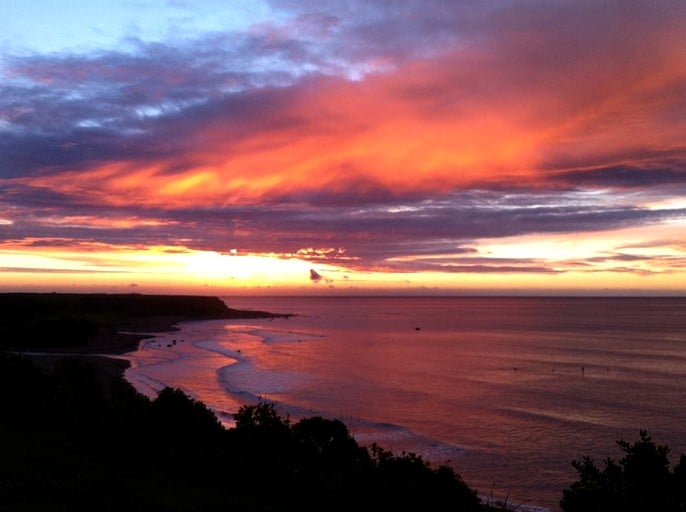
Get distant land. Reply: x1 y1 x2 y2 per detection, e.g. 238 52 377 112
0 292 491 511
0 292 290 355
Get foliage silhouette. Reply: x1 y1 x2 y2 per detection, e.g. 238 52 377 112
0 352 494 511
292 415 367 471
152 386 223 436
560 430 686 512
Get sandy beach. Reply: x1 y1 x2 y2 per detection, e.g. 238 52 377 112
0 294 492 512
0 292 289 353
0 292 292 395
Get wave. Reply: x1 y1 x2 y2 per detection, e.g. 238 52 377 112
238 325 325 344
123 369 173 399
500 405 622 430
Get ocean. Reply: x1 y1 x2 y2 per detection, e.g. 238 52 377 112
123 296 686 511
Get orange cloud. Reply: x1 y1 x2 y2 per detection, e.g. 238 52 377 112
21 35 684 211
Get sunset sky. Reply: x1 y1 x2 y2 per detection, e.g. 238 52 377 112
1 1 685 295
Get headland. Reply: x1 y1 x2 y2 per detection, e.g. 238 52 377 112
0 292 290 355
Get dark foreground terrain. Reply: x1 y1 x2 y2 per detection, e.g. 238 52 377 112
0 292 286 354
0 351 490 512
1 293 684 511
0 293 490 511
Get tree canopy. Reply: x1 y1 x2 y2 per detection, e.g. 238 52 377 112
0 352 488 511
561 430 686 512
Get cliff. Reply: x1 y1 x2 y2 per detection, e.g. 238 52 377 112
0 292 289 354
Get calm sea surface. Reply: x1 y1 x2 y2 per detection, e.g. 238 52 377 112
124 296 686 511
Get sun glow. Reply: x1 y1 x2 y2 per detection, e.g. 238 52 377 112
179 250 317 282
0 241 348 293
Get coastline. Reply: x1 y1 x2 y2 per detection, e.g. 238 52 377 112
99 307 557 512
1 293 500 511
0 292 292 384
0 292 291 353
4 293 685 511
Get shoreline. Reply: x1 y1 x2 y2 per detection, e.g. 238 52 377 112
117 317 556 512
4 293 567 511
0 292 291 354
1 292 292 386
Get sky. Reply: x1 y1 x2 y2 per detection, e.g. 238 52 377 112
1 0 685 296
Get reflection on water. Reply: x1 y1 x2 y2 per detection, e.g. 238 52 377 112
124 296 686 511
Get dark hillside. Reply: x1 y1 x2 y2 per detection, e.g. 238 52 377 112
0 293 287 353
0 352 493 512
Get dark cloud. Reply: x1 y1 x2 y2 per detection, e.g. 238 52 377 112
0 32 340 177
417 264 561 274
553 162 686 188
2 184 685 273
1 1 686 281
3 0 685 188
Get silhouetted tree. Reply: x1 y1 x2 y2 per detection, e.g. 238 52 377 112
233 398 291 432
229 397 296 481
292 416 367 469
148 387 225 475
232 398 292 450
561 430 686 512
368 442 482 510
0 351 50 420
0 354 495 512
152 387 223 436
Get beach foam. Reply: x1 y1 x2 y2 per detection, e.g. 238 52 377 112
118 295 686 512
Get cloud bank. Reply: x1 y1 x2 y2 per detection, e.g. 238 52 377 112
1 1 685 288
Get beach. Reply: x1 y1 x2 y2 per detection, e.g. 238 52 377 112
0 292 288 353
121 295 686 511
0 294 494 511
4 293 686 511
0 292 292 425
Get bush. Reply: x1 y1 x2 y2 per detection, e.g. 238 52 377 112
560 430 686 512
0 353 494 511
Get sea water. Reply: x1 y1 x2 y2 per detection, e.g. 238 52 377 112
123 296 686 511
